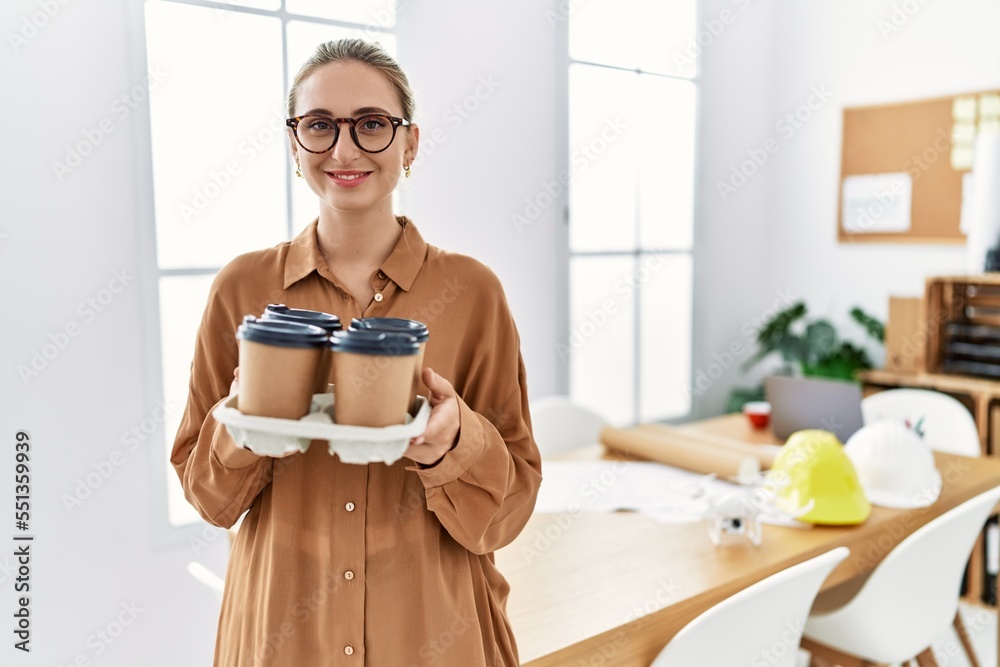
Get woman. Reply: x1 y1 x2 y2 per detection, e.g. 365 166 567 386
171 39 542 666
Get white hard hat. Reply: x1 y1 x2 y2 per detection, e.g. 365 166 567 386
844 420 941 509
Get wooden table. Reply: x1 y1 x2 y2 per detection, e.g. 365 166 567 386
497 414 1000 666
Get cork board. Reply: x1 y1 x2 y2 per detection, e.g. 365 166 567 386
837 90 999 245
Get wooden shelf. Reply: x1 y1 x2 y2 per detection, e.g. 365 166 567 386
859 369 1000 455
861 369 1000 398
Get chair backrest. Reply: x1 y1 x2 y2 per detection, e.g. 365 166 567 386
806 485 1000 662
529 396 607 458
651 547 849 667
862 388 981 457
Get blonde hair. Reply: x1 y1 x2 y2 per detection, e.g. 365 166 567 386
286 39 415 121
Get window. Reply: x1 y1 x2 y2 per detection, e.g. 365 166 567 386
566 0 697 426
142 0 397 527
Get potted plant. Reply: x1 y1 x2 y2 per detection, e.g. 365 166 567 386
726 302 884 413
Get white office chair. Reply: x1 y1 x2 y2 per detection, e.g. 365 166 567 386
529 395 607 458
802 485 1000 666
862 388 985 665
651 547 849 667
862 388 981 457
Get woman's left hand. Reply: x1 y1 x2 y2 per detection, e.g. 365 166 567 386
406 367 460 467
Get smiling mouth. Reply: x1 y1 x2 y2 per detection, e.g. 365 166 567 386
327 171 372 181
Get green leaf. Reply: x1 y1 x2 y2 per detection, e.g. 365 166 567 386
836 341 873 370
807 342 873 381
756 302 807 349
741 303 806 372
776 335 807 364
804 320 837 363
807 357 857 380
850 307 885 342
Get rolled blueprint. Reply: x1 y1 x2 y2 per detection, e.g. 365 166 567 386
600 426 762 480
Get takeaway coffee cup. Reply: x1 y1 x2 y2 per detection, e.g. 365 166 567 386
350 318 429 415
329 329 420 427
236 316 329 419
262 304 342 393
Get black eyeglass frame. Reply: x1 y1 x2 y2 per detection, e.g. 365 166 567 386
285 114 412 154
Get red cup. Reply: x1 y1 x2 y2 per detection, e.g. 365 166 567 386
743 401 771 430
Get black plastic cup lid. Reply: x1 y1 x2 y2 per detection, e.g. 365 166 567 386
262 304 342 333
350 317 429 343
329 329 420 356
237 316 330 349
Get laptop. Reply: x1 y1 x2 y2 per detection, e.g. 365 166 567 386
764 375 865 443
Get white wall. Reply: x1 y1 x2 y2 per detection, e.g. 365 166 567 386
687 0 779 419
763 0 1000 329
689 0 1000 418
0 0 563 664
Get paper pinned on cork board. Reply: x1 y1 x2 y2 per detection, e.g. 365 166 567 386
842 172 913 234
954 95 978 121
960 172 974 235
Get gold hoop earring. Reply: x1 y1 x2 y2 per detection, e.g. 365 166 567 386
295 164 303 178
404 164 411 179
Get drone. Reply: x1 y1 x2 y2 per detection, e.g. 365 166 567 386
685 473 814 548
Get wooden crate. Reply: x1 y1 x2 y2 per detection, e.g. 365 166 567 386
992 402 1000 456
925 274 1000 376
885 296 925 373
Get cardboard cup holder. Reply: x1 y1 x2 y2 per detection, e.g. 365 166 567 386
213 389 430 465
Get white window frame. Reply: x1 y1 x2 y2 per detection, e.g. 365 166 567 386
561 4 700 426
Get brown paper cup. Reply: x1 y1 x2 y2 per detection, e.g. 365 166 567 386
409 342 426 416
238 339 323 419
315 348 335 394
348 318 429 417
330 329 421 427
260 305 342 396
332 349 417 427
236 316 329 419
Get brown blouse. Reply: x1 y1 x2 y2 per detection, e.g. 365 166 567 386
170 216 542 666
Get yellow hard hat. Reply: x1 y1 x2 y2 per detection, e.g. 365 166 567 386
770 429 871 525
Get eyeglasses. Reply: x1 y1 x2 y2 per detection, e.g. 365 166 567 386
285 114 411 154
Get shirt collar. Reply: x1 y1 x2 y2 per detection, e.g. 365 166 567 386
283 216 427 291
